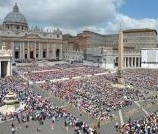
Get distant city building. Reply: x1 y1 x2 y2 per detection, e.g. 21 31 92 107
0 3 63 63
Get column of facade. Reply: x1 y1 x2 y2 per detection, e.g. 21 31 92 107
46 43 49 58
12 42 15 62
34 42 36 59
27 42 30 59
60 44 62 60
41 43 43 59
0 61 1 77
22 42 25 59
38 43 41 59
20 42 22 59
53 44 56 59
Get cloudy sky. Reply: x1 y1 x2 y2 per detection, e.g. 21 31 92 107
0 0 158 35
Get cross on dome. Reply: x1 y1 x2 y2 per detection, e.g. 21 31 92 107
13 3 19 12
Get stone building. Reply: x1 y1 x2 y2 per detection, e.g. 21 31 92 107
121 29 157 68
0 3 63 63
64 29 157 68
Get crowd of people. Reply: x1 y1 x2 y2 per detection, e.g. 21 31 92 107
16 64 52 72
1 62 158 134
24 70 79 81
9 90 96 134
118 113 158 133
0 76 29 104
0 76 96 133
39 74 141 121
13 63 158 121
22 64 109 82
124 69 158 89
53 63 85 70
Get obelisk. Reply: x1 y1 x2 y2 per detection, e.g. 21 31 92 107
117 31 124 84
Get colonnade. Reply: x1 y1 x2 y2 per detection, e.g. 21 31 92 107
124 56 141 68
11 41 62 61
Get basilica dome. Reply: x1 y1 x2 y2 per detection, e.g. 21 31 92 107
3 3 28 30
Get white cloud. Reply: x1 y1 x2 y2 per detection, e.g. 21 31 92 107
0 0 158 35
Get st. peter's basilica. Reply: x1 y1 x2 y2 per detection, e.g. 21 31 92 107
0 3 63 63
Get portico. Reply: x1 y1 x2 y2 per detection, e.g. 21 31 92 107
0 46 12 77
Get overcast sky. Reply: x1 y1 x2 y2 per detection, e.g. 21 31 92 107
0 0 158 35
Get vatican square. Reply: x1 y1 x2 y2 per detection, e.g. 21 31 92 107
0 0 158 134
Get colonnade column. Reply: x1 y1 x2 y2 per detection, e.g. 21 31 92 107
127 57 130 67
138 57 141 67
10 61 12 76
7 61 10 76
131 57 133 67
134 57 137 67
124 57 126 68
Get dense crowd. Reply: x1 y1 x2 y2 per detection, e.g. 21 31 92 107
0 76 96 134
118 113 158 133
39 76 135 120
15 63 158 121
0 76 29 104
1 63 158 134
53 63 85 70
24 70 79 81
124 69 158 89
10 90 96 134
16 65 52 72
23 65 108 82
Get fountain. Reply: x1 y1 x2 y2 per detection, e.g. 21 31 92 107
0 91 19 115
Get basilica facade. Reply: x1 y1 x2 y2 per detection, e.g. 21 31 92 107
0 3 63 63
